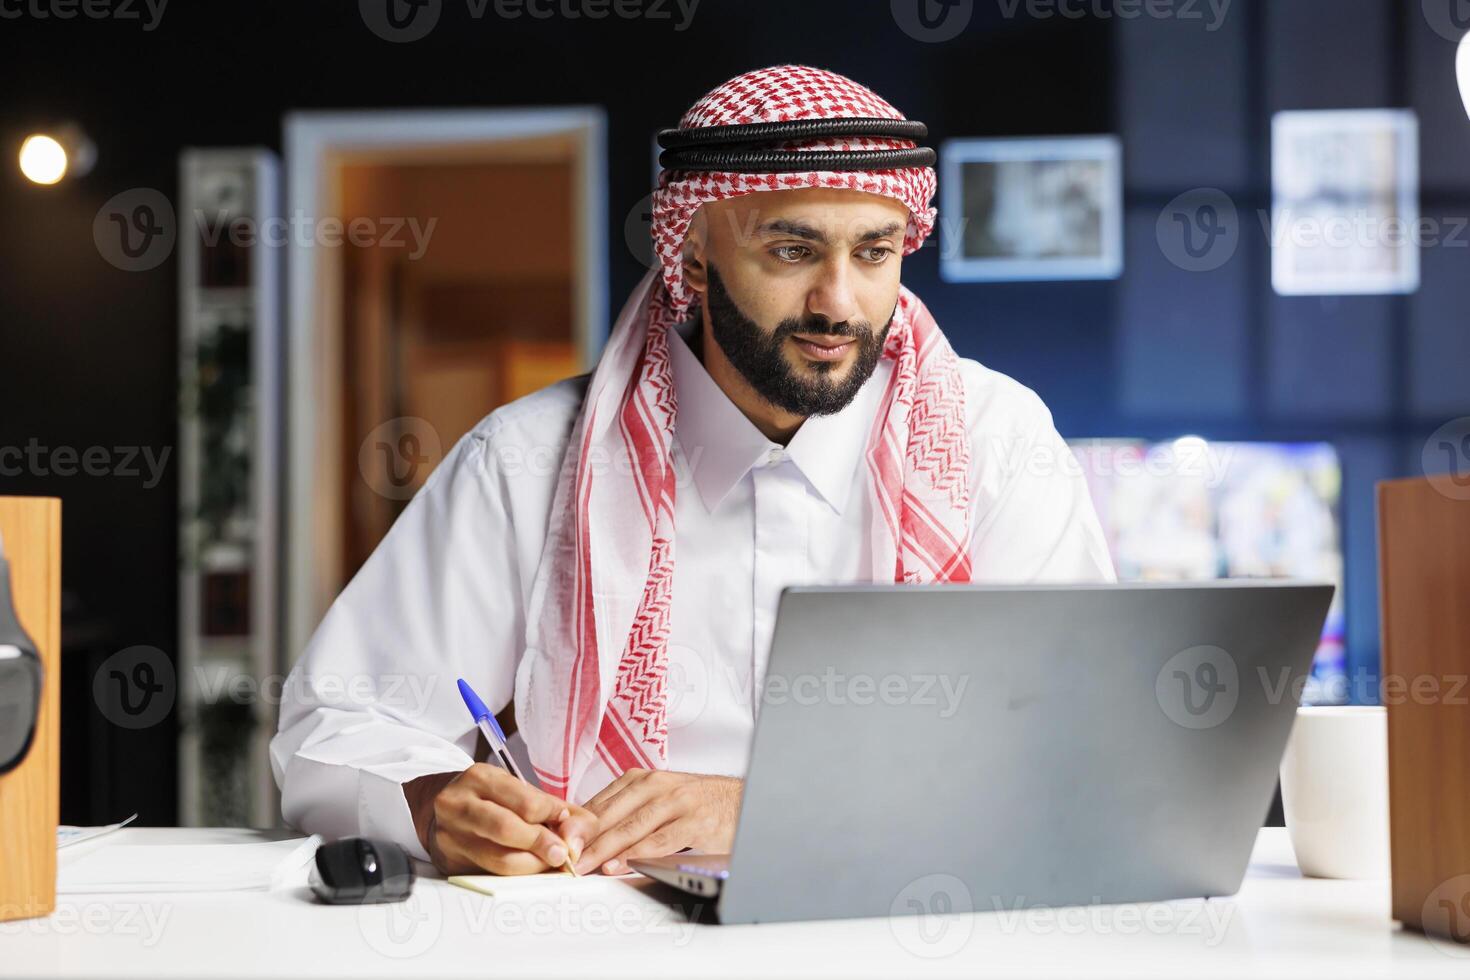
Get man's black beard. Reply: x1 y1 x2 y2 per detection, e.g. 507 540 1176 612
701 260 891 418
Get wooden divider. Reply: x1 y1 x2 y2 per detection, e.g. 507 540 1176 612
0 496 61 923
1377 478 1470 943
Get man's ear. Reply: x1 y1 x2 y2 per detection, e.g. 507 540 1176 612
681 206 709 295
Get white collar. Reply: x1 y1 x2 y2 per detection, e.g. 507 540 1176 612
667 316 892 515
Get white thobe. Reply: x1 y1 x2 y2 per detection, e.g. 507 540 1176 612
269 317 1116 860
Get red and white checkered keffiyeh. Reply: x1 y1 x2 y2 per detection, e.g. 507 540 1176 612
516 65 972 801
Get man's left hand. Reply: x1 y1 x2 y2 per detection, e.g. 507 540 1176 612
572 769 742 875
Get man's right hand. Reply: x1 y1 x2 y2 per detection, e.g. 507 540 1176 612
404 764 596 875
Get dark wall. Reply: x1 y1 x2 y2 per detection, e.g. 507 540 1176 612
1 0 1466 825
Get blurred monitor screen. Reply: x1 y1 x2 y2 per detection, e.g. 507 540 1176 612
1069 438 1345 705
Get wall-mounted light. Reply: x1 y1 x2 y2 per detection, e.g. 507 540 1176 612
17 124 95 185
1458 31 1469 121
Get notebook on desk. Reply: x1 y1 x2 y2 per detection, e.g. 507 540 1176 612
447 867 639 898
57 835 320 893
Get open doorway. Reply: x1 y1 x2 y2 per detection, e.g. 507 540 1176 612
283 109 607 666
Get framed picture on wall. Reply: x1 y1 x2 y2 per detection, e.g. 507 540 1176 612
1271 109 1419 296
939 135 1123 282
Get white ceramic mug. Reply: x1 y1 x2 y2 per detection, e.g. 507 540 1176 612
1278 705 1391 879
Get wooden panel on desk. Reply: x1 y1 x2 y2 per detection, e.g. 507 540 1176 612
0 497 61 923
1376 478 1470 942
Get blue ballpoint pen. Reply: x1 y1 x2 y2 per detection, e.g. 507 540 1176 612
456 677 579 875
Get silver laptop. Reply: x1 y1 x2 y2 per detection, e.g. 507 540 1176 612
630 581 1333 924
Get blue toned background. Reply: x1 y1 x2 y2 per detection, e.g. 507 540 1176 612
935 2 1470 705
0 0 1465 823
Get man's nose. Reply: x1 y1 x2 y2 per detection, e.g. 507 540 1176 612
806 258 862 327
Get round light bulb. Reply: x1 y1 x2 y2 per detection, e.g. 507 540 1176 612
19 134 68 185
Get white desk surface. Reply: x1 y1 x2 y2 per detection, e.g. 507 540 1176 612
2 827 1463 978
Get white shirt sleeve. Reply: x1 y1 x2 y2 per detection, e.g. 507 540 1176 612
269 427 526 861
964 365 1118 584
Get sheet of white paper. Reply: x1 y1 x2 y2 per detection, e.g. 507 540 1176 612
448 869 640 897
57 813 138 849
57 835 320 894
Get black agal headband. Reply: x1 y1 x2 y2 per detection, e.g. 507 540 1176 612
657 117 936 174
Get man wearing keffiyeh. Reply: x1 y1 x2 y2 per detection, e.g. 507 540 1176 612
272 64 1115 878
516 63 981 874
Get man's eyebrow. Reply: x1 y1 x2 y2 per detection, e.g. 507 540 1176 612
756 219 906 246
758 219 828 245
855 221 905 244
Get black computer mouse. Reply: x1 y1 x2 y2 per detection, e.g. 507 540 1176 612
308 837 415 904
